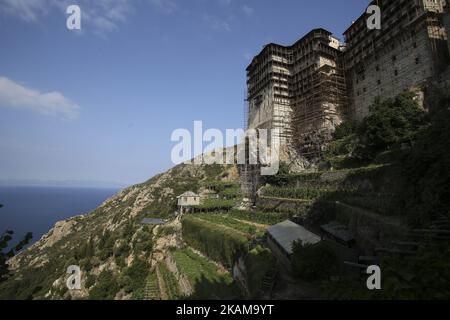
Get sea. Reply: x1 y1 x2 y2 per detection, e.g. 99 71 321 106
0 186 120 248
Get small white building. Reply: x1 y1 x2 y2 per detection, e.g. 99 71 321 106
177 191 201 214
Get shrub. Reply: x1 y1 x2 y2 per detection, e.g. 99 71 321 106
324 92 429 167
228 210 286 225
355 93 428 160
158 263 181 299
244 246 276 297
291 241 338 280
400 89 450 225
119 257 149 295
262 186 327 200
88 270 119 300
194 199 235 211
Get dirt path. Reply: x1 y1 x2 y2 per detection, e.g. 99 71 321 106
156 265 168 300
231 217 268 229
189 216 251 238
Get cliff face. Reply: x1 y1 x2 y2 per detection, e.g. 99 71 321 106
1 162 239 300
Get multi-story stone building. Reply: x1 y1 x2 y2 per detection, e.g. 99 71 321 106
245 0 449 163
246 29 347 156
344 0 449 121
246 43 293 145
444 3 450 54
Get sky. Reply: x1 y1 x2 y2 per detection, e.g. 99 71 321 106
0 0 369 187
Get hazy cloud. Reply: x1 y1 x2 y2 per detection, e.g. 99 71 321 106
148 0 178 14
243 5 254 16
0 0 134 35
0 76 80 120
203 14 231 32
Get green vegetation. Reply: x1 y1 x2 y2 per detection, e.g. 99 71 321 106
244 246 276 297
118 257 150 299
158 263 181 299
228 210 287 225
193 198 235 211
262 186 327 200
1 224 33 283
89 270 119 300
0 260 64 300
132 226 153 254
157 225 177 237
193 213 263 236
201 180 240 199
182 216 249 268
378 242 450 299
172 247 240 299
263 162 290 185
399 90 450 225
323 242 450 300
325 93 428 165
291 241 338 280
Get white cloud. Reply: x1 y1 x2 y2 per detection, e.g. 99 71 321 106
148 0 178 14
203 14 231 32
0 0 134 35
0 0 50 22
0 76 80 120
242 5 254 16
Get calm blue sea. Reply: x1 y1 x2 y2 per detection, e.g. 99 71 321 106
0 187 119 247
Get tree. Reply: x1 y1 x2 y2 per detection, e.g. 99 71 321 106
355 93 428 160
325 92 429 166
88 270 119 300
400 89 450 225
291 241 338 280
0 204 33 282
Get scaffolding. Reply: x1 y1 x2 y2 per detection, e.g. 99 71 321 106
291 63 348 159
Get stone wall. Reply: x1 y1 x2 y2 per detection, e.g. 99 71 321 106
334 202 409 255
349 26 444 121
444 8 450 54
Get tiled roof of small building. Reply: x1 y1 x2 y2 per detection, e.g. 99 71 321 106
177 191 199 198
141 218 165 225
267 220 321 255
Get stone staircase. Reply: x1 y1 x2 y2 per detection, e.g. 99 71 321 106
342 216 450 276
144 276 160 300
259 266 278 299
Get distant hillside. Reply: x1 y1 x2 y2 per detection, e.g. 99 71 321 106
0 162 240 300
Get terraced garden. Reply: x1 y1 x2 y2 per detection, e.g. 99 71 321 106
172 248 241 299
192 213 266 237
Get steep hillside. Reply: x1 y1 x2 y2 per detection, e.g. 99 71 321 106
0 163 239 300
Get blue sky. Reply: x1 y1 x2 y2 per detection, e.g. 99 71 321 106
0 0 369 186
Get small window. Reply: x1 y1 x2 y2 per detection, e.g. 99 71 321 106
394 70 399 76
392 55 397 62
375 65 380 72
415 57 420 64
377 80 381 85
